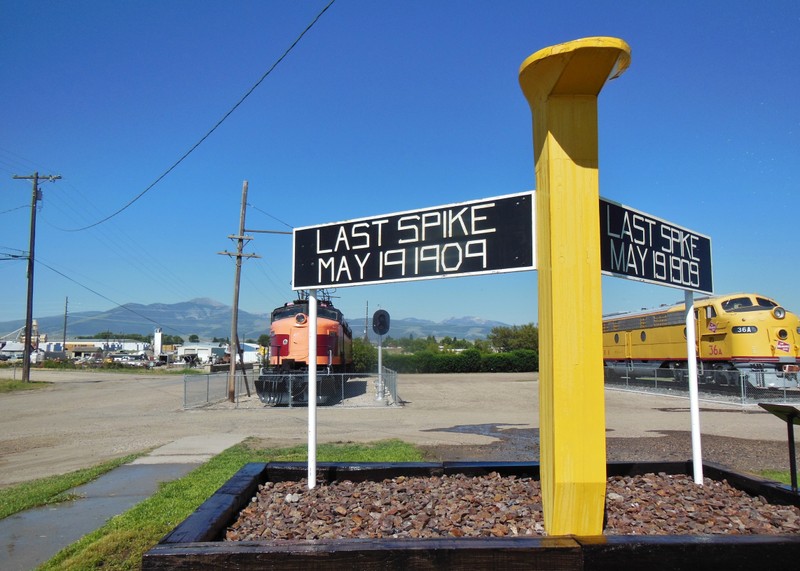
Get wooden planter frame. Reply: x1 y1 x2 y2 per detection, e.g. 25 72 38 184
143 461 800 570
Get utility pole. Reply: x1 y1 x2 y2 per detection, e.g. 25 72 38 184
13 172 60 382
218 181 259 402
364 300 369 342
62 296 69 348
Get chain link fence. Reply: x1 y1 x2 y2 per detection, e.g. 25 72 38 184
183 371 240 408
604 364 800 405
184 368 399 409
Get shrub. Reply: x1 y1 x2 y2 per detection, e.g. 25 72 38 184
383 348 536 374
508 349 538 372
460 349 482 372
351 338 377 373
481 352 515 372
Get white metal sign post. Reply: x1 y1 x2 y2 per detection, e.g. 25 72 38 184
599 196 712 485
684 290 703 484
307 289 318 488
295 193 536 490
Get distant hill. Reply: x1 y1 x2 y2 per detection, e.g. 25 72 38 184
0 299 510 342
352 315 509 342
0 298 268 341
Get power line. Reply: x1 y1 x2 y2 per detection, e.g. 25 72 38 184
247 203 294 229
67 0 338 232
36 259 190 338
0 246 27 262
0 204 27 216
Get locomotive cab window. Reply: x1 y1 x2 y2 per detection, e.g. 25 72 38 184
272 304 306 321
272 303 345 324
721 297 754 312
318 307 340 321
722 296 780 313
640 331 646 342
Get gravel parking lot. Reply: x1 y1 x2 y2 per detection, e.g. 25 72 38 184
0 368 794 487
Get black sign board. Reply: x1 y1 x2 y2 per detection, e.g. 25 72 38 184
293 192 535 289
599 197 713 294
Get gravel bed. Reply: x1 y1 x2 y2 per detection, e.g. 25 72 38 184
225 471 800 541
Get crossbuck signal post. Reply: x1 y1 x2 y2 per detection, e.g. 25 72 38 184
12 172 61 382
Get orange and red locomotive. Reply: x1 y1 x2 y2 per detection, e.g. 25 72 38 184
255 294 353 406
267 297 353 372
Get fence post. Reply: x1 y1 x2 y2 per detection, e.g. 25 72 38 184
390 369 398 405
741 372 746 405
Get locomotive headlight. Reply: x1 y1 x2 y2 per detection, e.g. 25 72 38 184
773 307 786 319
296 314 307 324
778 329 789 340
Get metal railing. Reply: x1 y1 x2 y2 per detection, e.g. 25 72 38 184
604 364 800 405
183 371 240 408
183 368 400 409
381 367 398 404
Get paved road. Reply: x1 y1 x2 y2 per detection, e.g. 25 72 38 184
0 368 789 487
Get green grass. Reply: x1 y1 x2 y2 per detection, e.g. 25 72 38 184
0 454 141 520
0 378 50 392
37 439 423 571
759 469 794 486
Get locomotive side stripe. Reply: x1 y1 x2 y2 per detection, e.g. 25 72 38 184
603 357 800 363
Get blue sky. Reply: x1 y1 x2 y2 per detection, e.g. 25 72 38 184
2 1 799 336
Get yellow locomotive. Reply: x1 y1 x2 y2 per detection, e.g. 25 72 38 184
603 292 800 389
255 294 353 406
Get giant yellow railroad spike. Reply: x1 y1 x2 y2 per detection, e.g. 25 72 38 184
519 37 631 536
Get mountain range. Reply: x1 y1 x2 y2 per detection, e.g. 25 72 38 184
0 298 509 342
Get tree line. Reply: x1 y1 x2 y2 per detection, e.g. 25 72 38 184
75 323 538 375
77 332 261 346
352 324 538 374
77 331 188 345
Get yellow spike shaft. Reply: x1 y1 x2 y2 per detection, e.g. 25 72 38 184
519 37 630 535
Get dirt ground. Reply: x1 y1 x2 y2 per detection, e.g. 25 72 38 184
420 428 794 476
0 368 795 487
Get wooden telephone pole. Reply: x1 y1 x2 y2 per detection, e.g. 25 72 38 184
218 181 259 401
12 172 61 382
